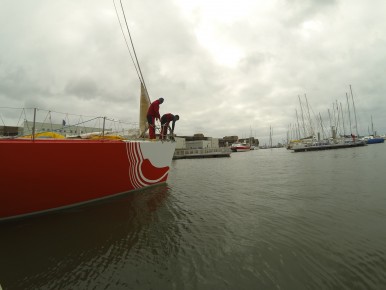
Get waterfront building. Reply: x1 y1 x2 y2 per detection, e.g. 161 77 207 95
22 121 110 137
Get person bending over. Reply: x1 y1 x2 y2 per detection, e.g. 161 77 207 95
160 113 179 140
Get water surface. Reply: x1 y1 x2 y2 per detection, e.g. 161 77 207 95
1 144 386 289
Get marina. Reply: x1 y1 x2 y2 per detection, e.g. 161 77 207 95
285 86 386 153
1 1 386 289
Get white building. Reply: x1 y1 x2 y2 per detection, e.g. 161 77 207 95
185 138 219 149
23 121 110 136
174 137 186 149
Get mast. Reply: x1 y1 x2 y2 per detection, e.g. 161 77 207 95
249 126 252 145
332 102 337 132
335 100 340 137
287 124 290 143
102 116 106 138
319 112 326 140
328 109 332 136
304 94 314 137
346 92 353 136
371 115 374 136
295 109 300 140
340 102 346 137
298 95 306 137
32 108 37 141
349 85 359 137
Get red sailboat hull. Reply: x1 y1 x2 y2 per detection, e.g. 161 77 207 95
0 139 176 221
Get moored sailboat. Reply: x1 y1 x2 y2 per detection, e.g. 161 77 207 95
0 3 176 222
0 89 176 222
360 116 385 144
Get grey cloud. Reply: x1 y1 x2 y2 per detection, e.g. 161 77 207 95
65 78 99 100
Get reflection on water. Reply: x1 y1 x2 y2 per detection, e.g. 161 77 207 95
0 185 182 289
1 145 386 289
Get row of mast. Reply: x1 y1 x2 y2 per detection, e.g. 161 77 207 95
289 85 360 142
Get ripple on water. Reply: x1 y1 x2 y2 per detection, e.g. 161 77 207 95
1 146 386 289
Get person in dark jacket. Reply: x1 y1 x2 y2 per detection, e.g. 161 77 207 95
146 98 164 139
160 113 179 140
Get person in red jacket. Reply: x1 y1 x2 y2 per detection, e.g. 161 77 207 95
160 113 179 140
146 98 164 139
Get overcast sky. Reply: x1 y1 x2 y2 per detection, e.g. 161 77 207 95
1 0 386 145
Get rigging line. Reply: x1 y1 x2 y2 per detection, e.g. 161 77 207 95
0 106 32 110
22 109 31 132
49 111 53 131
65 113 70 127
17 109 25 127
112 0 141 83
59 117 102 131
119 0 151 103
40 110 51 131
34 107 98 119
0 113 5 126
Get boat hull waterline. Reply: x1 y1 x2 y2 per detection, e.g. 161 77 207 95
0 139 176 221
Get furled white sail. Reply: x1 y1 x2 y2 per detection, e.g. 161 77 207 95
139 82 150 137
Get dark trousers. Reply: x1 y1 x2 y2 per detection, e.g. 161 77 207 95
160 121 170 139
147 115 156 139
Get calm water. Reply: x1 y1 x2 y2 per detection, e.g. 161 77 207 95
1 144 386 289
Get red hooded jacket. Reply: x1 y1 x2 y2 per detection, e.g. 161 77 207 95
147 100 161 119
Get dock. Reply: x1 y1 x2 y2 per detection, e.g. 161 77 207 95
292 141 367 152
173 148 231 159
